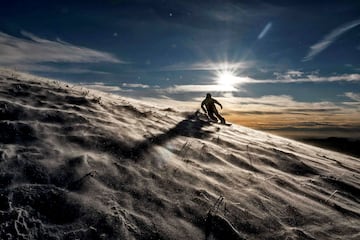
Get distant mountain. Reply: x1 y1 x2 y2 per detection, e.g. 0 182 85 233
301 137 360 158
0 70 359 240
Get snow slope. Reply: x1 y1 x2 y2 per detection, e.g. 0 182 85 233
0 70 359 240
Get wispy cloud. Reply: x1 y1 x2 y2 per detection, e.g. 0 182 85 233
0 31 124 72
303 19 360 61
223 97 360 139
275 70 304 79
282 73 360 83
215 95 356 128
258 22 272 39
215 95 339 110
80 82 126 92
8 64 110 75
159 61 252 72
152 71 360 99
151 93 349 121
122 83 150 88
231 72 360 84
161 84 239 93
345 92 360 102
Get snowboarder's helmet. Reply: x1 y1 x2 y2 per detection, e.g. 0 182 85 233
206 93 211 98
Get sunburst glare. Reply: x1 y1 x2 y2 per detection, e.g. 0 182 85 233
216 70 243 93
216 70 238 89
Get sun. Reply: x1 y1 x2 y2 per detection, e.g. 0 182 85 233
216 70 238 88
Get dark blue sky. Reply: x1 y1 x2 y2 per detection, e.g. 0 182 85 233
1 0 360 133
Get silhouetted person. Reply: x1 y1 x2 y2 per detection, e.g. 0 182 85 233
201 93 226 124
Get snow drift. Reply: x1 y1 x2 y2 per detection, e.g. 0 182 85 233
0 70 359 240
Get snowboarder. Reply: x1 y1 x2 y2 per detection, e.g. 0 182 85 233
201 93 226 124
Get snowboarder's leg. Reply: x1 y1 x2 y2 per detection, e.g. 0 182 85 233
208 111 218 122
214 110 225 124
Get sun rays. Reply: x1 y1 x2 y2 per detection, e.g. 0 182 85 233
216 70 238 89
214 62 244 91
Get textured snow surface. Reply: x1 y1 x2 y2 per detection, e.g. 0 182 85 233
0 70 359 240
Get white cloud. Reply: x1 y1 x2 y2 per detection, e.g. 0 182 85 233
162 84 239 93
8 64 109 74
273 70 304 81
211 9 238 22
160 61 252 71
80 82 126 92
258 22 272 39
345 92 360 102
289 73 360 83
0 31 124 71
236 73 360 84
285 70 304 77
303 19 360 61
209 95 342 116
122 83 150 88
152 72 360 98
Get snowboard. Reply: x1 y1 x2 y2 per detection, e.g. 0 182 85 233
194 110 232 126
211 122 232 126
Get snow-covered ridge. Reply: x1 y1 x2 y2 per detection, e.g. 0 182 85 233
0 70 359 239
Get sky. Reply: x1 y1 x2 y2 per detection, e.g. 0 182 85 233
1 0 360 139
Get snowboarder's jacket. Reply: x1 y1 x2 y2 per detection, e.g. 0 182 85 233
201 97 222 113
201 94 225 124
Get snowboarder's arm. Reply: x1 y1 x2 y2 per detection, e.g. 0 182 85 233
214 99 223 109
201 101 207 113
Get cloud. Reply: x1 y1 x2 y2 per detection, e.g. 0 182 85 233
8 64 110 74
147 72 360 103
149 1 279 32
285 107 341 113
79 82 126 92
215 95 359 135
295 73 360 83
345 92 360 102
342 102 360 108
159 61 252 72
277 70 304 78
233 72 360 84
161 84 239 93
303 19 360 61
342 93 360 107
258 22 272 39
122 83 150 88
209 95 341 114
0 31 124 72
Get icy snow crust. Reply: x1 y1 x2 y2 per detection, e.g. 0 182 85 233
0 70 359 240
